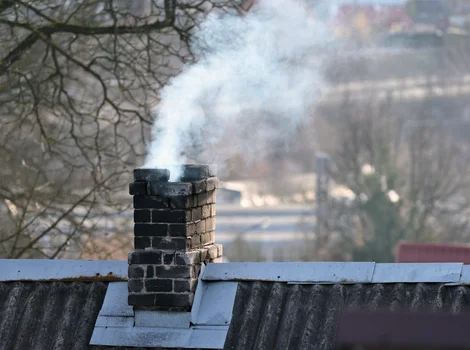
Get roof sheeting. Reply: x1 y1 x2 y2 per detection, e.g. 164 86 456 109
0 281 201 350
0 281 107 350
223 281 470 350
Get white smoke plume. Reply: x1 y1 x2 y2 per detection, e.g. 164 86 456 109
144 0 334 180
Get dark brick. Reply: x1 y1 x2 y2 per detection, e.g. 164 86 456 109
206 217 216 231
202 205 211 219
128 279 144 293
129 182 147 195
179 164 217 181
197 191 216 206
145 278 173 292
208 192 216 204
146 265 154 278
154 293 193 308
193 264 201 277
192 179 207 194
206 177 218 191
190 234 201 249
152 237 187 250
207 245 219 259
133 168 170 182
128 294 155 306
175 251 200 265
201 231 214 245
134 210 151 223
200 248 209 262
154 265 193 278
147 182 192 197
174 279 198 293
129 250 162 264
134 236 151 249
191 207 202 222
152 210 190 223
187 223 196 236
170 196 196 209
134 223 168 236
196 220 206 233
169 223 195 237
163 253 174 264
134 195 169 209
128 265 145 279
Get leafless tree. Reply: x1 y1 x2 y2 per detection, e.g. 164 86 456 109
0 0 242 259
309 88 470 262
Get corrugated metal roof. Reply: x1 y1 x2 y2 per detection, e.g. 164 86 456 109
223 281 470 350
0 281 202 350
0 281 107 350
396 241 470 264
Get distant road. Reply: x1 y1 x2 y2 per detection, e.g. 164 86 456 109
321 74 470 103
215 204 315 246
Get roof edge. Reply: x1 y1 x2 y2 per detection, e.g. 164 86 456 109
0 259 127 282
202 262 468 285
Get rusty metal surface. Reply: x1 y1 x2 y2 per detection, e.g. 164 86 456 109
223 281 470 350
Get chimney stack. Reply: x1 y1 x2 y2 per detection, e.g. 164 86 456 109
128 165 222 310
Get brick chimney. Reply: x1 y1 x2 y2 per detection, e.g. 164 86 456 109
127 165 222 310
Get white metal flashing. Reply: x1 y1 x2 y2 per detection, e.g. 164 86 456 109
4 260 470 285
91 325 228 349
135 310 191 329
446 265 470 286
0 259 127 281
371 263 463 283
202 262 376 284
202 262 470 285
90 276 238 348
99 282 133 317
193 282 238 326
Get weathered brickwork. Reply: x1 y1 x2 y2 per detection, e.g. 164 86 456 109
128 165 222 311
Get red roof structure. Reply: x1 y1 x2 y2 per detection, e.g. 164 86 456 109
396 241 470 264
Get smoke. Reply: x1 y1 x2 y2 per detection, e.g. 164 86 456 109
144 0 334 180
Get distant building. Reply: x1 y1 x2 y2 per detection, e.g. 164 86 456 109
396 241 470 263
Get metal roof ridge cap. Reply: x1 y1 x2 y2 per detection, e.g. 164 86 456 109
446 264 470 286
0 259 128 281
190 262 206 324
202 262 375 283
371 263 463 283
202 262 470 284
